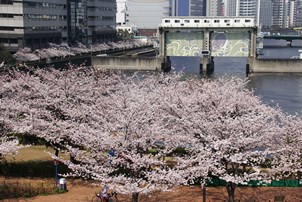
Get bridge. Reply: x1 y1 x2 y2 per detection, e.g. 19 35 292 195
158 16 258 72
263 35 302 46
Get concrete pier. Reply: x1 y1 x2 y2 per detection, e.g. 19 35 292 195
200 57 214 73
91 56 163 71
248 58 302 73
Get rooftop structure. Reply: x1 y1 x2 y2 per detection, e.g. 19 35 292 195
160 16 255 28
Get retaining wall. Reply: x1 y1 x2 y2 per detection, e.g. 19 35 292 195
91 56 163 71
249 58 302 73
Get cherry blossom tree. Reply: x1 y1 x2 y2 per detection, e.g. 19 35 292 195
0 67 112 154
0 123 24 158
13 39 150 62
150 76 285 202
52 72 190 202
0 67 298 202
0 79 26 159
0 68 186 202
270 113 302 180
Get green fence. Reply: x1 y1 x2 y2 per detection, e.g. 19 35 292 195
206 178 302 187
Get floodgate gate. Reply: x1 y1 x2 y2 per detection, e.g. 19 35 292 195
158 16 258 73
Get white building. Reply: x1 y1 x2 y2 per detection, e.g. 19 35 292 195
224 0 257 17
224 0 239 16
116 0 127 26
288 0 297 27
125 0 170 29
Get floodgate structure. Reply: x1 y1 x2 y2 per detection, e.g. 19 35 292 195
92 16 302 73
158 16 257 73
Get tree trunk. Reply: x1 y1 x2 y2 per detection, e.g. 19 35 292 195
202 185 206 202
132 192 139 202
226 182 236 202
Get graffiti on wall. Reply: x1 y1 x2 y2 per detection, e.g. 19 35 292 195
211 32 250 57
165 31 250 57
166 32 204 56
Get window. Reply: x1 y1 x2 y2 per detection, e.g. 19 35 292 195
184 20 190 23
214 20 220 23
0 26 14 31
175 20 180 23
245 19 251 23
165 20 170 23
204 20 209 23
0 0 13 4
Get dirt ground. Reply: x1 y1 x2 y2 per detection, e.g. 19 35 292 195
1 178 302 202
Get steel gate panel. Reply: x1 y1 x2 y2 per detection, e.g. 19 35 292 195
211 32 250 57
166 32 204 56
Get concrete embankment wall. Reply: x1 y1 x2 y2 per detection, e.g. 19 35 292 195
249 58 302 73
91 56 162 71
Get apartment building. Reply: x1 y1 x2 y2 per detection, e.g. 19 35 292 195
272 0 288 28
224 0 239 16
288 0 296 27
0 0 116 52
258 1 273 28
206 0 224 16
238 0 257 16
296 0 302 27
223 0 273 28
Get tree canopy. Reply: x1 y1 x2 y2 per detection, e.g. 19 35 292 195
0 67 301 202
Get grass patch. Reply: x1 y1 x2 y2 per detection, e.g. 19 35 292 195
6 145 69 162
1 145 70 178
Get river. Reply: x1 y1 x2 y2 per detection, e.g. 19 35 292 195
170 39 302 115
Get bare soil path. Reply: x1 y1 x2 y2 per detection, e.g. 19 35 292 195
1 178 302 202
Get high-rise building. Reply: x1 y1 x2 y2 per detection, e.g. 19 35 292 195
258 0 273 28
223 0 274 28
0 0 68 52
206 0 224 16
288 0 297 27
170 0 206 16
239 0 257 16
224 0 239 16
0 0 116 52
296 0 302 27
272 0 288 28
224 0 257 16
68 0 116 44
